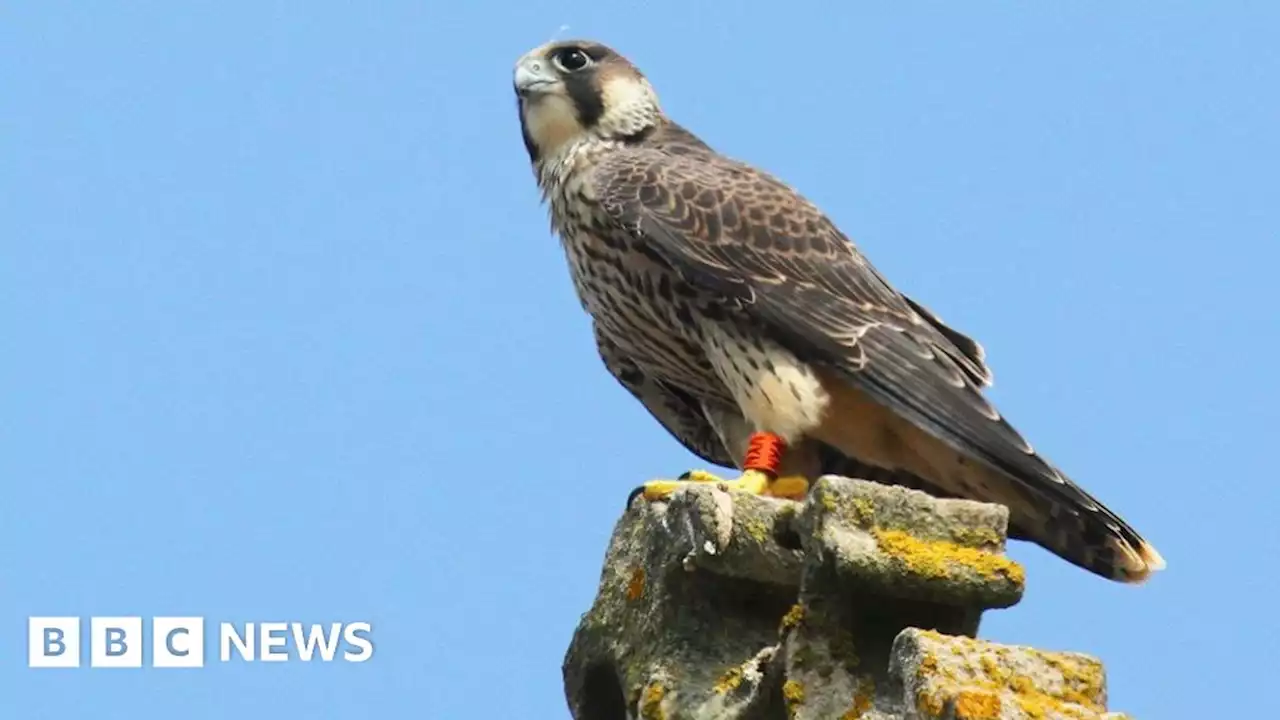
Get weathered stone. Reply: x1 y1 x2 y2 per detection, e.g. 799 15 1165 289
892 629 1112 719
799 477 1025 612
562 475 1131 720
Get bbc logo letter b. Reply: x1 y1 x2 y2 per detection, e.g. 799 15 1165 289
29 617 80 668
91 617 142 668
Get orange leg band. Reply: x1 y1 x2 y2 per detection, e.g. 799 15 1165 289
742 432 786 476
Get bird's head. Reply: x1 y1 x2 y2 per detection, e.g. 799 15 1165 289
513 40 662 166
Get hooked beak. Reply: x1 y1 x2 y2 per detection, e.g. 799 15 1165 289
514 56 558 98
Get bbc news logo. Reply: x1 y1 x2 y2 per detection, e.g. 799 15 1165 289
28 617 374 668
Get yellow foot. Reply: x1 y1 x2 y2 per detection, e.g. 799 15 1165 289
643 468 770 500
769 474 810 500
628 469 810 505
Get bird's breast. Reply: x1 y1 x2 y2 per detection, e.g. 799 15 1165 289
547 183 718 392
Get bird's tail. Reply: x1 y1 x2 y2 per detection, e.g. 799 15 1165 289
814 443 1165 584
1003 470 1166 584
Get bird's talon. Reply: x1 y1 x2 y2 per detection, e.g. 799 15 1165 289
631 468 784 504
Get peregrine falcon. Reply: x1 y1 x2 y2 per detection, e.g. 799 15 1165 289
512 40 1164 584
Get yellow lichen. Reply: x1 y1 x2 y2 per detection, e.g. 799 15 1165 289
1012 690 1094 719
917 688 946 717
713 665 744 695
873 529 1025 585
782 680 806 717
819 488 838 511
742 516 770 543
979 654 1002 679
626 567 645 602
1039 652 1105 708
780 603 806 631
850 497 876 526
953 690 1002 719
950 526 1003 548
912 637 1104 720
1006 659 1103 719
639 682 666 720
840 677 875 719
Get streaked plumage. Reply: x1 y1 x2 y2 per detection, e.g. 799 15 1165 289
513 40 1164 583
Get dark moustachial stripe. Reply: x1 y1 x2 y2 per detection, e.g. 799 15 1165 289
564 70 605 128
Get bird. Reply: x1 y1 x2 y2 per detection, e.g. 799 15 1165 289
511 39 1164 584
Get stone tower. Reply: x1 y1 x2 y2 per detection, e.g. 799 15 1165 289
563 476 1131 719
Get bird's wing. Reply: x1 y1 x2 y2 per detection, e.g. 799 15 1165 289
901 295 992 387
595 324 735 468
592 145 1104 515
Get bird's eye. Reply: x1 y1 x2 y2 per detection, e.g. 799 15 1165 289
553 48 591 72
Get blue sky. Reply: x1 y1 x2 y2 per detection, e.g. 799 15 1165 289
2 2 1276 717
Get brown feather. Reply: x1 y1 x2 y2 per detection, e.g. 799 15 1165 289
811 368 1161 582
514 39 1164 584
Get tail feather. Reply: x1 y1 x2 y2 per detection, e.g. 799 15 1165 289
814 442 1165 584
1017 496 1164 584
